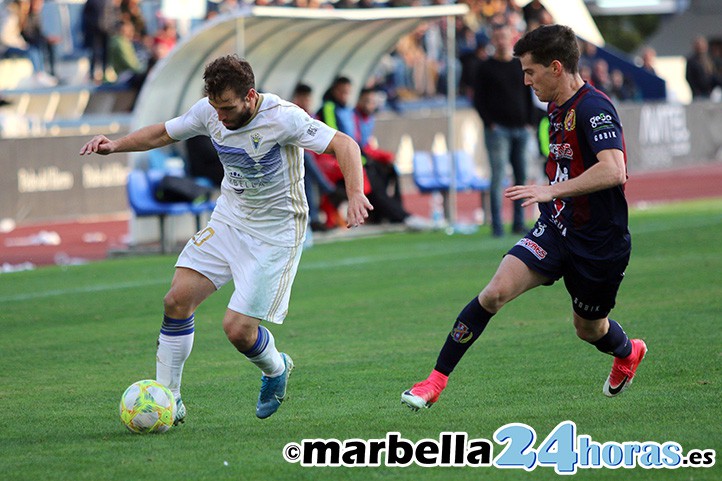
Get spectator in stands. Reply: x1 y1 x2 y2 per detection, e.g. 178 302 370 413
108 19 145 85
472 23 533 237
152 18 177 61
291 83 335 232
609 69 639 103
479 0 506 20
316 76 355 136
638 46 656 75
591 58 612 95
353 87 431 230
686 35 720 99
579 63 593 85
459 25 489 100
82 0 119 84
21 0 59 79
0 0 56 85
315 76 371 228
120 0 147 43
521 0 551 31
578 39 597 71
392 24 439 99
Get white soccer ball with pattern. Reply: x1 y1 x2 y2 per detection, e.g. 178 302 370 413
119 379 175 434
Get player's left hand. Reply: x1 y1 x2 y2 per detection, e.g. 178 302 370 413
346 193 373 228
505 184 554 208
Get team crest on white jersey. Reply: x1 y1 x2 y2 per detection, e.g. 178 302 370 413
251 132 262 151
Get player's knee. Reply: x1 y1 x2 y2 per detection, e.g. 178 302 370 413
163 288 192 318
223 318 256 351
478 286 507 313
573 315 607 342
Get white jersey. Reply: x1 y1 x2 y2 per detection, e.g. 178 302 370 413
165 93 336 247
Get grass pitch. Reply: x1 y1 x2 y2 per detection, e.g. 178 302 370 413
1 199 720 481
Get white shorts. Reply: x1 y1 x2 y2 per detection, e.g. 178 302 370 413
176 219 302 324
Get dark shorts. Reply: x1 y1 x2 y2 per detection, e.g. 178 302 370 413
507 220 630 320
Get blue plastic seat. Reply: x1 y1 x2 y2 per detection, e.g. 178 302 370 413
412 151 446 193
453 151 490 192
126 169 214 253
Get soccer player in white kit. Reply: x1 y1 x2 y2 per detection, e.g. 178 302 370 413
80 55 373 420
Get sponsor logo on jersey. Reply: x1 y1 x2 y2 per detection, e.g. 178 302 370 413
589 112 613 130
549 143 573 160
516 238 547 260
450 321 473 343
564 109 576 131
573 297 602 315
307 125 318 137
593 131 618 142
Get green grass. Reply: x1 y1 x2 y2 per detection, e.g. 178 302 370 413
1 199 721 481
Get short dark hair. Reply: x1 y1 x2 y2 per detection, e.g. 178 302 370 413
293 83 312 96
513 24 580 74
203 55 255 99
331 76 351 88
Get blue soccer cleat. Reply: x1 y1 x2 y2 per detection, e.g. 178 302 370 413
256 353 294 419
173 397 186 425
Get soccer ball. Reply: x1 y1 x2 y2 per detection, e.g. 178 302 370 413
119 379 175 434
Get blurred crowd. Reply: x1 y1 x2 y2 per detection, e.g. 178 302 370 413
2 0 719 102
0 0 589 99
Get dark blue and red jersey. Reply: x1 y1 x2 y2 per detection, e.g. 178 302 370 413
540 83 630 260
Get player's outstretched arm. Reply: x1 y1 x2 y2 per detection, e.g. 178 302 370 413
79 123 176 156
324 131 373 228
505 148 626 207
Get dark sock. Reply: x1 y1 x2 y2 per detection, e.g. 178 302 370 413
590 319 632 358
434 297 494 375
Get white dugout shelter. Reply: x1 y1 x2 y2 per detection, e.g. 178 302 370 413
132 5 469 127
129 5 469 246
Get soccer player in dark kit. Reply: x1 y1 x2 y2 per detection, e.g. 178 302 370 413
401 24 647 410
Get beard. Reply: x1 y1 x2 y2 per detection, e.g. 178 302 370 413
223 109 253 130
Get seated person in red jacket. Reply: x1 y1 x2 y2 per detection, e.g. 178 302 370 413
353 88 430 230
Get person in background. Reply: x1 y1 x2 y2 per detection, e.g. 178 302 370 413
0 0 56 85
291 82 335 233
315 76 373 228
685 35 720 99
638 46 656 75
108 19 145 84
352 88 431 230
21 0 60 80
82 0 118 83
472 23 533 237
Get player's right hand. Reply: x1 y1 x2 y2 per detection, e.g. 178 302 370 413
346 192 373 229
79 135 115 156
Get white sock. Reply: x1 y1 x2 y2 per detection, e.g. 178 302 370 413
243 326 284 377
156 315 195 401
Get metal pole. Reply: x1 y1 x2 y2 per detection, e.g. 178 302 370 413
446 14 457 232
236 16 245 57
